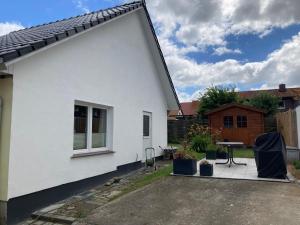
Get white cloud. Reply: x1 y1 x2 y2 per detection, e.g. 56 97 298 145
0 22 24 36
162 32 300 100
213 47 242 56
73 0 90 13
146 0 300 101
148 0 300 48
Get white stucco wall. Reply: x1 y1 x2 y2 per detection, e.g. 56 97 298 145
7 9 171 199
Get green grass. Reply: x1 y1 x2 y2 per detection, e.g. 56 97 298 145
110 164 173 201
293 160 300 170
232 148 254 158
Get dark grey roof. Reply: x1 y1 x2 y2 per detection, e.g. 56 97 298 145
0 1 144 63
0 0 180 108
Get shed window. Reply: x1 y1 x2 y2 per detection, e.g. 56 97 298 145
237 115 247 128
224 116 233 128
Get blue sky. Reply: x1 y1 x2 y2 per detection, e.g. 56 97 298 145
2 0 300 102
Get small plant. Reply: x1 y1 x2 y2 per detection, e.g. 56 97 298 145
191 135 210 153
200 160 210 165
174 150 196 160
206 143 217 152
293 160 300 170
205 143 217 160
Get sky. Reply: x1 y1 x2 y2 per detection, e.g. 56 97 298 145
2 0 300 102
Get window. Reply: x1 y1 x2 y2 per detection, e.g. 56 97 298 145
73 103 110 151
237 115 247 128
223 116 233 128
92 108 107 148
74 105 88 150
143 115 150 137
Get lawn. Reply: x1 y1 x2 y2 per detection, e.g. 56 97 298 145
168 143 254 159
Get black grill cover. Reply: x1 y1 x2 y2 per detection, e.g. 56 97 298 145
253 132 287 179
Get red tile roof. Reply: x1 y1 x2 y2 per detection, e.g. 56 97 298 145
180 101 200 116
239 87 300 99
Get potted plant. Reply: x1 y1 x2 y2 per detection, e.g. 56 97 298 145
200 160 213 176
216 146 228 159
206 144 217 160
173 150 197 175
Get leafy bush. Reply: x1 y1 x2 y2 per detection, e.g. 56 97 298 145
187 124 210 142
174 150 196 160
198 85 239 115
244 92 279 116
206 143 217 152
191 135 210 153
293 160 300 170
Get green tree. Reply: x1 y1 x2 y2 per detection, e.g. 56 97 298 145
198 85 239 115
245 92 279 116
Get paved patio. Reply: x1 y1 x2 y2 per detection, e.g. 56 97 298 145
75 176 300 225
195 158 291 182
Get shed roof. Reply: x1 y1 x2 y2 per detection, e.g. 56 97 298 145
205 103 265 115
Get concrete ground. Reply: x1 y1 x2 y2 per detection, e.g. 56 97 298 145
76 176 300 225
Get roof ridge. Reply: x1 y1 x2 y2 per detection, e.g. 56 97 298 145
9 1 143 34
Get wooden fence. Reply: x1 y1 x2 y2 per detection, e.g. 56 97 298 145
168 119 205 143
276 109 298 147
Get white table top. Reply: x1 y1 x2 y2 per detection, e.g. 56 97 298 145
216 141 244 146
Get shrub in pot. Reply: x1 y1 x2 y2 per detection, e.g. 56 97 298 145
200 160 213 176
206 144 217 160
173 150 197 175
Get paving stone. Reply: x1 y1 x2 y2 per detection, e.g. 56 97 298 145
20 160 171 225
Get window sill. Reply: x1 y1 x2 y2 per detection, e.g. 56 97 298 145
71 150 115 159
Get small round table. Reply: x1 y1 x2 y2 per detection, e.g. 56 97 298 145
216 142 247 167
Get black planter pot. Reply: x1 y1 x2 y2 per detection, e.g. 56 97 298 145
206 151 216 160
173 159 197 175
216 151 228 159
200 163 213 176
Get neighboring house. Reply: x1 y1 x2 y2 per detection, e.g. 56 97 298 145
0 1 179 224
168 100 199 120
206 103 265 146
239 84 300 111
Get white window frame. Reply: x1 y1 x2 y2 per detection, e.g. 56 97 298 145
73 100 113 155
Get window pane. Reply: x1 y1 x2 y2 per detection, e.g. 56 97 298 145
224 116 233 128
143 115 150 137
92 108 107 148
74 105 88 150
237 115 247 128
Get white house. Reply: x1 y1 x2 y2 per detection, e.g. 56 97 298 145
0 1 179 223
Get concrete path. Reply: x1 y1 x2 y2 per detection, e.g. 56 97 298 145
76 176 300 225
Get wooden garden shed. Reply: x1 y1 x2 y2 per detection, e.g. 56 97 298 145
206 103 265 146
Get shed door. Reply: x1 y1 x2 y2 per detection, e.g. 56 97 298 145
143 112 152 160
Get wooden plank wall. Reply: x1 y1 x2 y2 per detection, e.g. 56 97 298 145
276 109 298 147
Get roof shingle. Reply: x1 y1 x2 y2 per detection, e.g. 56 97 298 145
0 1 144 62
